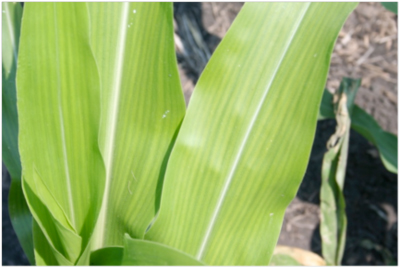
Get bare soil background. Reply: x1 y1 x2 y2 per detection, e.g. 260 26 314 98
2 2 398 265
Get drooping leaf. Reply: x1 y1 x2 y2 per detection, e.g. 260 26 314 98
86 2 186 249
2 2 35 264
318 78 361 121
17 3 105 264
351 106 398 173
318 87 397 173
146 2 357 265
122 234 204 266
320 78 359 265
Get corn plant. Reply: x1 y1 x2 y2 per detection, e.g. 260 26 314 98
319 84 398 175
3 2 360 265
318 77 397 266
320 78 360 266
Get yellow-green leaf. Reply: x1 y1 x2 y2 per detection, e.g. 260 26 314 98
17 3 105 264
122 235 204 266
22 171 82 263
87 2 186 249
32 219 73 266
146 2 357 265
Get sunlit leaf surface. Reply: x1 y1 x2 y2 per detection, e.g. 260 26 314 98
17 3 105 264
146 2 357 265
87 2 186 249
122 235 204 265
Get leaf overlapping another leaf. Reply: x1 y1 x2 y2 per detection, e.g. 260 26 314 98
319 88 398 174
87 2 186 249
16 2 186 264
17 3 105 264
2 2 35 263
11 2 361 266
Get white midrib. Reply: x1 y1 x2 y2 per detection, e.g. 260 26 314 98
195 3 311 260
53 4 76 227
95 2 130 247
5 3 18 66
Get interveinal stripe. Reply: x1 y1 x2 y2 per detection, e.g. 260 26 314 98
53 4 76 227
96 2 130 247
17 3 105 264
88 2 186 249
195 3 310 259
145 2 357 265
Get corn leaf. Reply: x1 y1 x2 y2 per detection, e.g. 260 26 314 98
122 235 204 265
146 2 357 265
319 88 398 173
8 179 34 263
17 3 105 264
318 89 336 120
320 78 359 265
90 247 124 266
89 238 205 266
2 2 35 264
32 219 73 266
351 106 398 173
87 2 186 249
381 2 398 14
22 171 82 263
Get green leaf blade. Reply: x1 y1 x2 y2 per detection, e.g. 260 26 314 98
87 2 186 248
351 106 398 173
146 2 357 265
122 235 204 266
90 247 124 266
32 219 73 266
17 2 105 263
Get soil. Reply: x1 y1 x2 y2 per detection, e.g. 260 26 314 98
2 2 397 265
